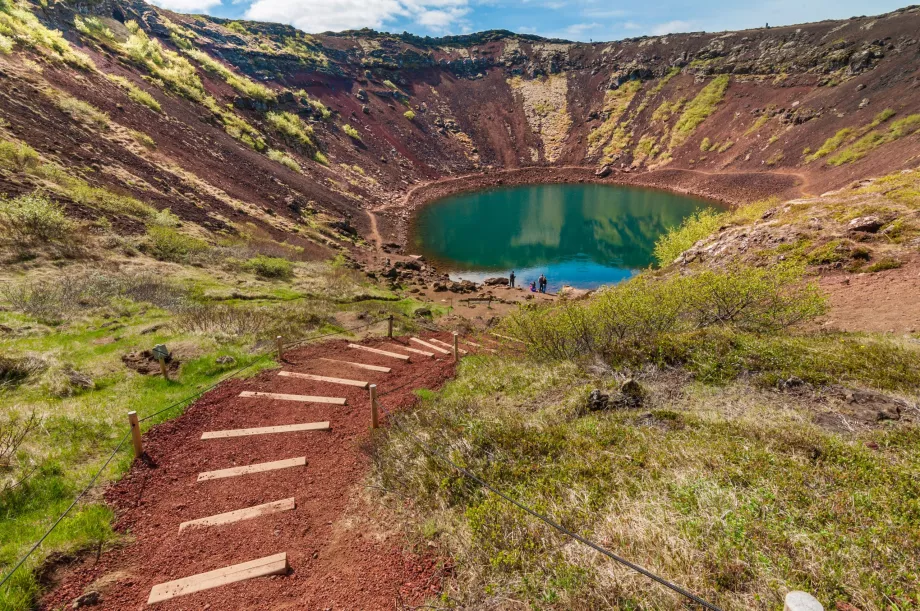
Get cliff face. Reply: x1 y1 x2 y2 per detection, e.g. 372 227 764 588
2 0 920 248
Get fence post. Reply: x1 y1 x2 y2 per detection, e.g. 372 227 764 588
276 335 283 362
369 384 379 429
452 332 459 362
387 315 394 339
128 411 143 458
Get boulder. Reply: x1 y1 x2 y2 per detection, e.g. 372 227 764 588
848 215 884 233
483 277 510 286
414 307 432 318
587 389 609 411
329 220 358 236
595 164 612 178
72 591 100 608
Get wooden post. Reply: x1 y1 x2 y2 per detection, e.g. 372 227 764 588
158 358 168 381
276 336 283 362
387 315 394 339
452 332 459 362
128 411 143 458
369 384 379 429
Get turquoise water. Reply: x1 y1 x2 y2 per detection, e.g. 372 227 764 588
410 183 720 292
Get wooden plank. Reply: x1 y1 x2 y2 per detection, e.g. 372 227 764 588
429 338 468 354
239 391 346 405
197 457 305 482
348 343 410 361
392 344 434 358
278 371 368 388
202 422 330 440
179 498 296 532
319 358 391 373
462 340 482 347
410 337 450 354
147 552 288 604
489 332 526 345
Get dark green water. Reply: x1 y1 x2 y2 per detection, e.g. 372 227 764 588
410 183 720 292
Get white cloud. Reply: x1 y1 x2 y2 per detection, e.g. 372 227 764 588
650 19 693 35
244 0 470 33
148 0 222 12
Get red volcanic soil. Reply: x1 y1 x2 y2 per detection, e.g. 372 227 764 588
819 257 920 334
40 335 465 611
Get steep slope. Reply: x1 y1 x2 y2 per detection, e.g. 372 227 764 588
2 0 920 249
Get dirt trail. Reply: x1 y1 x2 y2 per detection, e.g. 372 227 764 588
365 209 382 251
40 334 470 610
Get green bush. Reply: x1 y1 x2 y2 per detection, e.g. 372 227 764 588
185 48 276 102
244 255 294 280
343 124 361 140
0 139 41 172
146 225 208 262
504 263 827 366
267 149 301 173
0 32 13 54
652 208 724 266
865 257 902 272
404 110 416 121
0 193 73 244
266 111 315 151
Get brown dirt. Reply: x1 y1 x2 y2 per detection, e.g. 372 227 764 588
819 256 920 334
40 334 466 611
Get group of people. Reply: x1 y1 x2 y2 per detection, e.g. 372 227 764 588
509 271 548 293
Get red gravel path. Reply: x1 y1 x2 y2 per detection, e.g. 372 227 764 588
40 335 460 610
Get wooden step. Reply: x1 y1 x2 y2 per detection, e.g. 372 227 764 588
239 391 346 405
278 371 368 388
319 357 391 373
201 422 330 440
410 337 450 354
429 338 468 354
391 344 434 358
348 343 410 361
179 498 296 532
489 332 526 345
197 457 306 482
147 552 289 604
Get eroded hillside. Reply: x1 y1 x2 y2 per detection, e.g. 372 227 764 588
2 0 920 248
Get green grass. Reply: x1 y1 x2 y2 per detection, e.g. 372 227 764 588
828 114 920 166
185 48 276 102
105 74 162 113
376 350 920 609
669 75 729 149
267 148 301 173
51 93 110 129
653 208 724 265
266 111 315 151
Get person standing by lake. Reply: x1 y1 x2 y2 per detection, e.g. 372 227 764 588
509 270 516 288
539 274 547 293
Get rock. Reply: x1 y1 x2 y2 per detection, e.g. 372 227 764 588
587 389 609 411
329 220 358 236
847 216 884 233
355 88 368 101
778 376 805 390
215 356 236 365
362 104 370 114
413 307 432 318
836 387 910 423
595 164 612 178
483 277 510 286
619 379 645 406
396 260 422 271
784 591 823 611
66 369 94 390
72 591 100 608
432 282 448 292
858 97 870 108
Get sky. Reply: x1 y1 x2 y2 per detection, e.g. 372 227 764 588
149 0 909 41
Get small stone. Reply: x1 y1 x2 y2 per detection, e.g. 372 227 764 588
72 591 100 608
784 591 823 611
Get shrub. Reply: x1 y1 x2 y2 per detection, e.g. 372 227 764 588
307 99 332 120
267 149 301 173
716 140 734 153
653 208 724 266
176 303 272 336
0 32 13 54
185 48 276 102
0 139 41 172
343 124 361 140
404 110 416 121
669 75 729 149
266 111 315 150
504 263 826 364
146 225 208 262
699 137 711 152
105 74 162 113
313 150 329 165
0 193 73 244
244 255 294 280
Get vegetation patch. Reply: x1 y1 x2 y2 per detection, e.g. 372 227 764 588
828 114 920 166
185 48 276 102
267 148 301 173
669 75 729 149
588 80 641 160
105 74 162 113
343 124 361 140
266 111 315 151
243 254 294 280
